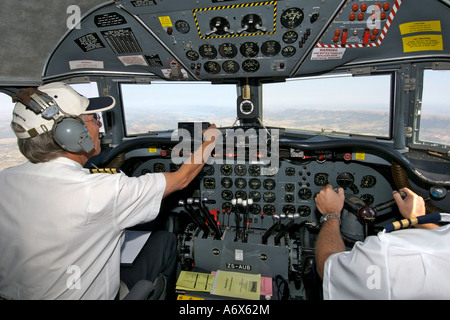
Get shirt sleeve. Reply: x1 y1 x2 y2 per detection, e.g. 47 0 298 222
114 172 167 230
86 172 167 231
322 235 391 299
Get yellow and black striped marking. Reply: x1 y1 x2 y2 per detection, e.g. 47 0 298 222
391 217 419 231
90 168 121 174
193 1 277 39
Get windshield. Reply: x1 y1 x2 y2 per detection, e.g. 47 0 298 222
262 74 392 138
121 81 237 135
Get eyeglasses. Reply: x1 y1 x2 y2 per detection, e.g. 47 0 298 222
85 113 102 127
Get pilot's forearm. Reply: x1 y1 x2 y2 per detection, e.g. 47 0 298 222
163 135 216 197
315 218 346 280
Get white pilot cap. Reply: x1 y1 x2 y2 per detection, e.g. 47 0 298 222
11 82 115 139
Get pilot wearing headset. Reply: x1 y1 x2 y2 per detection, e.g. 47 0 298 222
0 82 218 300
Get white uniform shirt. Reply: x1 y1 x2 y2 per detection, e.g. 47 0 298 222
323 224 450 299
0 157 166 300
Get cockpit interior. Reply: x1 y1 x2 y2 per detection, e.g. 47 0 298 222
1 0 449 300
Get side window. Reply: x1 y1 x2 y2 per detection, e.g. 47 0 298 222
418 70 450 146
0 92 27 170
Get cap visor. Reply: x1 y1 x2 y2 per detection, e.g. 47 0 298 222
83 96 115 113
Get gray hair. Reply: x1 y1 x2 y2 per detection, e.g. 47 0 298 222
11 122 65 163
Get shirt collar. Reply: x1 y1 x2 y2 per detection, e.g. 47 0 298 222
50 157 84 170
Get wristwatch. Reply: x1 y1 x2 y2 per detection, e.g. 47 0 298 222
319 213 341 225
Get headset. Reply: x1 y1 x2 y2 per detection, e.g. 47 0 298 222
17 90 95 153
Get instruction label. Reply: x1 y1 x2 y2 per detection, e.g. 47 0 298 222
399 20 441 35
311 47 346 60
159 16 173 28
402 34 443 52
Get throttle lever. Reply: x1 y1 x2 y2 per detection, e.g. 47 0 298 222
344 191 407 223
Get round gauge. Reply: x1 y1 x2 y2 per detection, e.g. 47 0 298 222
222 202 233 213
250 204 261 215
285 194 295 203
314 173 329 186
222 190 233 201
204 61 221 74
203 165 214 175
249 191 261 202
263 204 276 215
203 178 215 189
263 178 276 190
242 59 260 73
219 43 238 58
235 178 247 189
220 164 232 176
263 191 276 203
298 188 312 200
249 165 261 177
153 163 165 172
361 175 377 188
337 172 355 189
261 40 281 57
281 46 296 57
221 177 233 188
360 194 375 206
234 164 247 176
285 167 295 176
283 205 296 214
235 190 247 200
282 30 298 44
285 183 295 192
298 205 311 217
249 178 261 189
175 20 190 34
240 42 259 57
186 50 199 61
222 60 240 74
199 44 217 59
280 7 304 29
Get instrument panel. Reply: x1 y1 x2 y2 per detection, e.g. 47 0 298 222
131 150 395 231
107 0 347 79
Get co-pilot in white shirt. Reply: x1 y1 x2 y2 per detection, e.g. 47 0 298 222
0 157 166 300
323 224 450 299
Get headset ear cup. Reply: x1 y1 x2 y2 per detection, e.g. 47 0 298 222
53 117 95 153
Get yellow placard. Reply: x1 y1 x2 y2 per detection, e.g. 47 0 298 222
176 271 215 292
158 16 173 28
148 147 157 153
402 34 443 53
399 21 441 35
355 152 366 160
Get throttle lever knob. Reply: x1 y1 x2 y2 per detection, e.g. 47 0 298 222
358 206 377 223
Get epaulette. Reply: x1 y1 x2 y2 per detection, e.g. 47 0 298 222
89 168 122 174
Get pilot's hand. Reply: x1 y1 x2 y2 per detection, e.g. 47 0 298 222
203 124 220 143
393 187 426 220
315 184 345 216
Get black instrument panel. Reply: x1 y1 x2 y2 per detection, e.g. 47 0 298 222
131 153 395 230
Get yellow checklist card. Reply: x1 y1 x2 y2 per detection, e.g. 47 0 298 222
211 270 261 300
176 271 215 292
